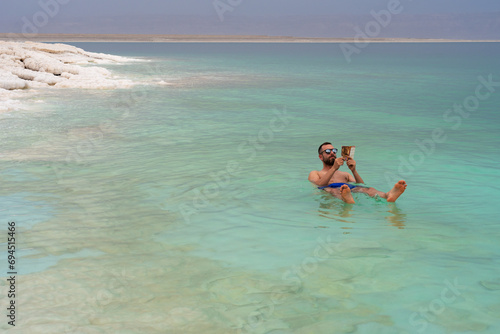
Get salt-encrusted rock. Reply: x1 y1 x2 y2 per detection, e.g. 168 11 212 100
22 50 81 75
0 41 135 92
10 66 62 85
0 69 27 90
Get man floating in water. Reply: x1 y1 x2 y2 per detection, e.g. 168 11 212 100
308 142 407 204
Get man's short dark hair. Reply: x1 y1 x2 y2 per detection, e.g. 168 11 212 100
318 142 332 154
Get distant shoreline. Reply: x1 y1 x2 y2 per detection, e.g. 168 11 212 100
1 33 499 43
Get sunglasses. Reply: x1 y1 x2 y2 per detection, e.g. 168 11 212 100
321 148 337 154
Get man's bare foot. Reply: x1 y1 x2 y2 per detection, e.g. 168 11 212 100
386 180 407 202
340 184 355 204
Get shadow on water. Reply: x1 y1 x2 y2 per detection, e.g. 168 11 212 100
386 203 407 229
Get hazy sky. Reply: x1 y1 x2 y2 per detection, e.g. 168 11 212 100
3 0 500 17
1 0 500 38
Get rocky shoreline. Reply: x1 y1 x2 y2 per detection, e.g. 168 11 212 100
0 41 135 91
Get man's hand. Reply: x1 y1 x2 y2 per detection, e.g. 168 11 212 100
345 157 356 171
333 157 345 170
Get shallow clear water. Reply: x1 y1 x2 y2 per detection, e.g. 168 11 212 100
1 42 500 333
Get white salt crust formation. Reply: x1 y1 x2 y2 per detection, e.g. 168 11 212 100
0 41 136 111
0 41 135 89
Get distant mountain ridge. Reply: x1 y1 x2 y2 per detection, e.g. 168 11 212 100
2 12 499 40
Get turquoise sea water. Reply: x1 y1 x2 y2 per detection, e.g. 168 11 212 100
1 42 500 333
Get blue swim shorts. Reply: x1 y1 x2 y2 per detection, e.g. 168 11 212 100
317 183 358 190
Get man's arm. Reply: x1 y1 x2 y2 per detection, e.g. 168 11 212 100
346 158 365 184
308 171 322 185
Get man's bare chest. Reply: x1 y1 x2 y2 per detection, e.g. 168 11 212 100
319 170 350 183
